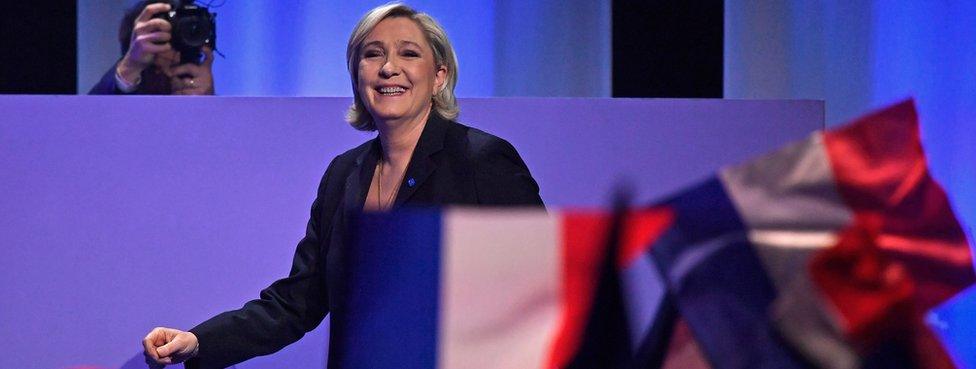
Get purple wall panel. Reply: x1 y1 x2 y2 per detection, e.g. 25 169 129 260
0 96 821 369
461 98 824 206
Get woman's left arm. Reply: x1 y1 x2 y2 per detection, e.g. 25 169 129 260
473 137 545 207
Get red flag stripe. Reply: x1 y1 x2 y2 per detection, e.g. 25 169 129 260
822 98 974 309
545 209 674 369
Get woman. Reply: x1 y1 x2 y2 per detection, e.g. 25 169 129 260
142 3 543 368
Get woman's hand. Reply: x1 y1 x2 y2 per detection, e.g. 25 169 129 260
142 327 199 369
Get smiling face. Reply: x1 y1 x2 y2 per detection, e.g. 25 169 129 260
357 17 447 127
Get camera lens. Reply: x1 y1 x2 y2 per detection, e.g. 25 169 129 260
176 16 211 48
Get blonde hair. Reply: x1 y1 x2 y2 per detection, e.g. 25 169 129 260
345 2 460 131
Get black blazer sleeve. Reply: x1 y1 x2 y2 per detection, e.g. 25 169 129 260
472 136 544 207
88 64 125 95
185 159 337 369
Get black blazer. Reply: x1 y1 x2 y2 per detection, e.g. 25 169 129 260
88 65 123 95
186 113 544 369
88 62 173 95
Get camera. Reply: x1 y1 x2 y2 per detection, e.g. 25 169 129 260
154 0 216 65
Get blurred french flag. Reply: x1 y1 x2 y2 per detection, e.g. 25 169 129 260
332 206 672 369
331 99 974 369
628 99 975 368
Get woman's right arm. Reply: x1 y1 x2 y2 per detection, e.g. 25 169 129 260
144 158 341 369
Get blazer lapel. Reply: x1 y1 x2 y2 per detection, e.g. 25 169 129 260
393 114 448 207
344 139 380 211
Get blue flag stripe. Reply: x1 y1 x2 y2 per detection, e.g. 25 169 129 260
335 210 443 369
651 178 805 368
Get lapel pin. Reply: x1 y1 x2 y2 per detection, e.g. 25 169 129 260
407 178 416 187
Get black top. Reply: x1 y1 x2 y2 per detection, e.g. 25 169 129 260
88 65 124 95
88 63 172 95
186 113 544 369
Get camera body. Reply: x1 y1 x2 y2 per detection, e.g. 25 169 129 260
154 0 216 65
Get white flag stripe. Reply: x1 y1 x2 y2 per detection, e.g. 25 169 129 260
439 208 562 369
720 133 853 232
720 132 854 290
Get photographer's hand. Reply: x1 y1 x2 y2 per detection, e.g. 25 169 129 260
169 47 215 95
117 3 173 85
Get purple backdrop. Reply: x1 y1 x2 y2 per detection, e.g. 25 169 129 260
0 96 822 369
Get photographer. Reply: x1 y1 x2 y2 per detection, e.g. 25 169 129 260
89 0 214 95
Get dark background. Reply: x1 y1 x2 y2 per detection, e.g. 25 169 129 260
0 0 723 97
1 1 78 94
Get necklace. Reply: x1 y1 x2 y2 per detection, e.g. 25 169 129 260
376 158 407 210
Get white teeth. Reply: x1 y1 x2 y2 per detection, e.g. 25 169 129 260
379 86 406 94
